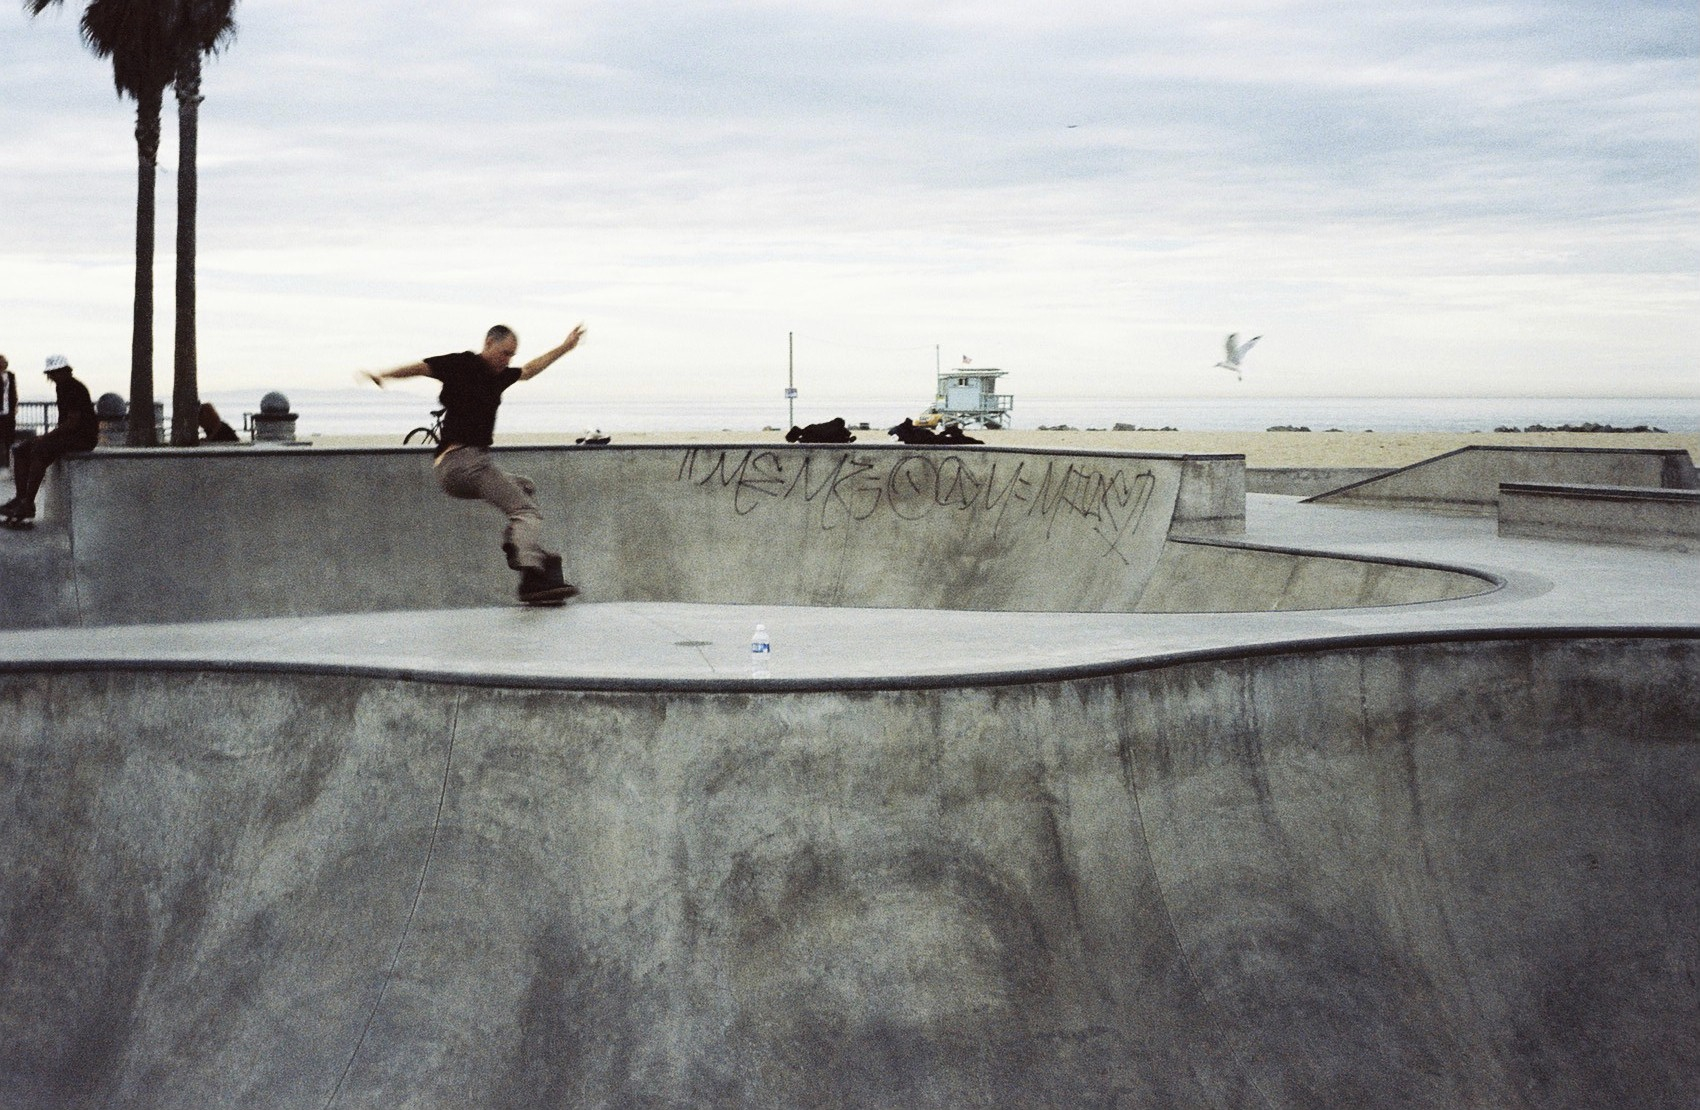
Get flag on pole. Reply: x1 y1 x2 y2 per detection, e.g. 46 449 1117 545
961 355 973 365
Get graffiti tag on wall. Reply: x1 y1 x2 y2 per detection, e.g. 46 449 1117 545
676 448 1162 563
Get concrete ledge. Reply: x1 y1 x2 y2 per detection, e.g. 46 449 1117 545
1171 454 1246 535
1304 445 1698 515
0 444 1245 627
1500 481 1700 502
1136 537 1498 613
1499 482 1700 552
1247 466 1387 497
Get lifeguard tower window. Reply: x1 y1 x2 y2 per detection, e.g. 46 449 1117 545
932 368 1013 429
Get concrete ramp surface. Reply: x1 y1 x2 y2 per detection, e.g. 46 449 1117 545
3 634 1695 1108
1303 445 1698 515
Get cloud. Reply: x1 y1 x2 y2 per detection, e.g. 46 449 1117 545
1 0 1694 403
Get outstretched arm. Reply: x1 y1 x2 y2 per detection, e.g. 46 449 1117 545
362 361 431 388
518 324 587 381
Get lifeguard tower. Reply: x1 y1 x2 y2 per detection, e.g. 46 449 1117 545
926 368 1013 429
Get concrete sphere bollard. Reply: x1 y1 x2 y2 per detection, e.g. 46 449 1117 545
253 391 299 443
96 393 129 446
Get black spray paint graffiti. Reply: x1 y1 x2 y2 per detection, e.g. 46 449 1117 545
676 448 1161 563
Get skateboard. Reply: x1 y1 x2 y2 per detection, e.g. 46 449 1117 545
0 518 34 530
520 583 579 606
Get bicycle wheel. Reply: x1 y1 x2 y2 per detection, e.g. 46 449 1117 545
403 426 438 446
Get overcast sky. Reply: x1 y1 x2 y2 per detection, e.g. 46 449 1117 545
3 0 1696 406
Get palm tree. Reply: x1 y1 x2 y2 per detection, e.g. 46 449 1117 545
169 0 236 446
27 0 176 447
27 0 236 447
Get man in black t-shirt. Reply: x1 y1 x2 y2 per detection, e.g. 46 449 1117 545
366 323 586 604
2 355 98 525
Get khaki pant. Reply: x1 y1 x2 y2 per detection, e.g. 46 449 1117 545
433 447 554 570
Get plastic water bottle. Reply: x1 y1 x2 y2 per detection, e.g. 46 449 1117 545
750 624 771 678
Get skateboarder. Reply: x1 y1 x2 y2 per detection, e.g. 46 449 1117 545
2 355 97 526
364 323 586 604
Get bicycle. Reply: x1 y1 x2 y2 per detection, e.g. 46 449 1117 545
403 408 444 446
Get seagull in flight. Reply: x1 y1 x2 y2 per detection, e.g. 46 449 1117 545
1215 333 1261 379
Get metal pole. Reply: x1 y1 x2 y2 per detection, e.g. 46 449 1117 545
788 332 795 427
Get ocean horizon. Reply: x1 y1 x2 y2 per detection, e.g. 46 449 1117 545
184 390 1700 439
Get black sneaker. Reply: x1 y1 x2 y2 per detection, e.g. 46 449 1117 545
517 564 575 605
1 500 33 522
543 554 579 598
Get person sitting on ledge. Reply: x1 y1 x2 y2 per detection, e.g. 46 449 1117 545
2 355 97 526
197 402 241 443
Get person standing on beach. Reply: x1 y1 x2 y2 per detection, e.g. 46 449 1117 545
364 323 586 605
3 355 97 525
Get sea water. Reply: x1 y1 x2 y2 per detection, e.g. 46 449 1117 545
195 389 1699 439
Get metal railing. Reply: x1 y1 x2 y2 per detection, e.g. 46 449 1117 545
10 401 171 443
14 401 57 435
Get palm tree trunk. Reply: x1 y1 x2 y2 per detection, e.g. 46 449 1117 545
129 86 162 448
171 53 203 447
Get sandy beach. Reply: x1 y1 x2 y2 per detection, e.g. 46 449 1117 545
310 427 1700 471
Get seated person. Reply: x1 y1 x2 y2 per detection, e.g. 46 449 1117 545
2 355 98 524
198 401 240 443
785 416 856 443
888 417 940 444
935 422 982 444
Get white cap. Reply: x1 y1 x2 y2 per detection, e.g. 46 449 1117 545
43 354 70 373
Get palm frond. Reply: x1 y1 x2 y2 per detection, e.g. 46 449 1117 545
73 0 177 99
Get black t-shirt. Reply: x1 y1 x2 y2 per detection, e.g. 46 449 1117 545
54 376 97 444
423 351 522 449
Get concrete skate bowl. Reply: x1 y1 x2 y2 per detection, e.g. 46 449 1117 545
2 631 1694 1108
0 444 1496 628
